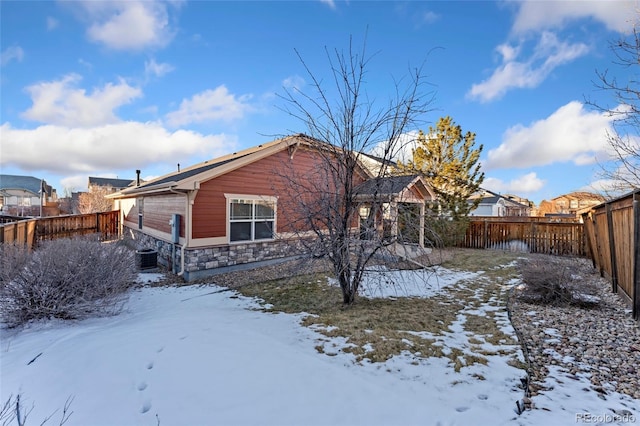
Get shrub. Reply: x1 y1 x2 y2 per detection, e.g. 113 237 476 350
517 256 600 307
1 393 73 425
0 237 136 328
424 217 469 248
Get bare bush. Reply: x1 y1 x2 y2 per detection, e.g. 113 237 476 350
517 256 600 308
0 237 136 328
1 393 73 426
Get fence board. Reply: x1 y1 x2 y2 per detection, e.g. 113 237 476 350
459 218 586 256
0 211 120 248
583 189 639 321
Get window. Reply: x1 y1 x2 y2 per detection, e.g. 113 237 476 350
229 197 276 242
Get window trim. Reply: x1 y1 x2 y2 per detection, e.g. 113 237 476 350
225 194 277 244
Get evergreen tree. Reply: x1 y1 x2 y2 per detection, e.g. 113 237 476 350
402 116 484 219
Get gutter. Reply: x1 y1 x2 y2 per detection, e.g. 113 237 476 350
109 181 180 198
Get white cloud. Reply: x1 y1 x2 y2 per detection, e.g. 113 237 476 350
421 11 439 24
282 75 305 91
165 86 253 127
78 58 93 70
0 122 236 174
369 130 421 163
61 175 91 192
21 74 142 127
1 46 24 66
484 172 546 194
320 0 336 10
46 17 59 31
468 32 589 102
484 101 614 169
145 58 174 78
511 0 637 35
78 1 175 51
582 176 633 197
468 0 631 103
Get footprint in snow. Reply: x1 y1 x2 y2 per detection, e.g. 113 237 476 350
146 361 154 370
137 382 148 391
156 346 164 353
455 406 469 412
140 401 152 414
477 394 488 400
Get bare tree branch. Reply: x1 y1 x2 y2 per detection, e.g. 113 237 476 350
586 20 640 194
277 37 436 304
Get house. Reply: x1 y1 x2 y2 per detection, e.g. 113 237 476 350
539 191 606 218
502 194 533 208
468 188 531 217
0 174 57 217
110 134 435 280
88 177 137 192
60 176 139 215
357 151 399 176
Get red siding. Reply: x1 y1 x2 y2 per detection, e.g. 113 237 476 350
192 147 354 239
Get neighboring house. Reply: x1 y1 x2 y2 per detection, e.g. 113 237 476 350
0 174 57 217
468 189 531 217
60 177 138 215
539 192 606 218
358 151 399 176
58 191 83 215
502 194 533 208
110 134 435 280
88 177 137 192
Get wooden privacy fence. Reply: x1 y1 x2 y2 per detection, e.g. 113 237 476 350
0 210 120 248
459 217 587 257
582 190 639 321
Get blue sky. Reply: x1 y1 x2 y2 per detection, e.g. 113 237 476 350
1 0 637 204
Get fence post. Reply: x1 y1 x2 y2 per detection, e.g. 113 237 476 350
633 192 640 321
483 220 488 249
583 213 594 268
27 220 36 249
606 203 619 294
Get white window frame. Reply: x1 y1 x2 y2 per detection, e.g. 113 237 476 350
225 194 277 244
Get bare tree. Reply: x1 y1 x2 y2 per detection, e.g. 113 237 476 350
78 185 115 213
278 38 435 304
587 20 640 193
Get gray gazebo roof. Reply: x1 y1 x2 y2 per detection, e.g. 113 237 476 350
355 175 421 196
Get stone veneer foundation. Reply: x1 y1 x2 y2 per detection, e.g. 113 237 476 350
124 226 307 281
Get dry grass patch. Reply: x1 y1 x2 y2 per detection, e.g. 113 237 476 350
236 248 524 371
239 272 463 363
441 248 520 273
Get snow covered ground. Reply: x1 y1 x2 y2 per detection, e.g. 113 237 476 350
1 270 638 426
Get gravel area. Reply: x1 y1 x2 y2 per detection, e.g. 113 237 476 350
509 255 640 401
